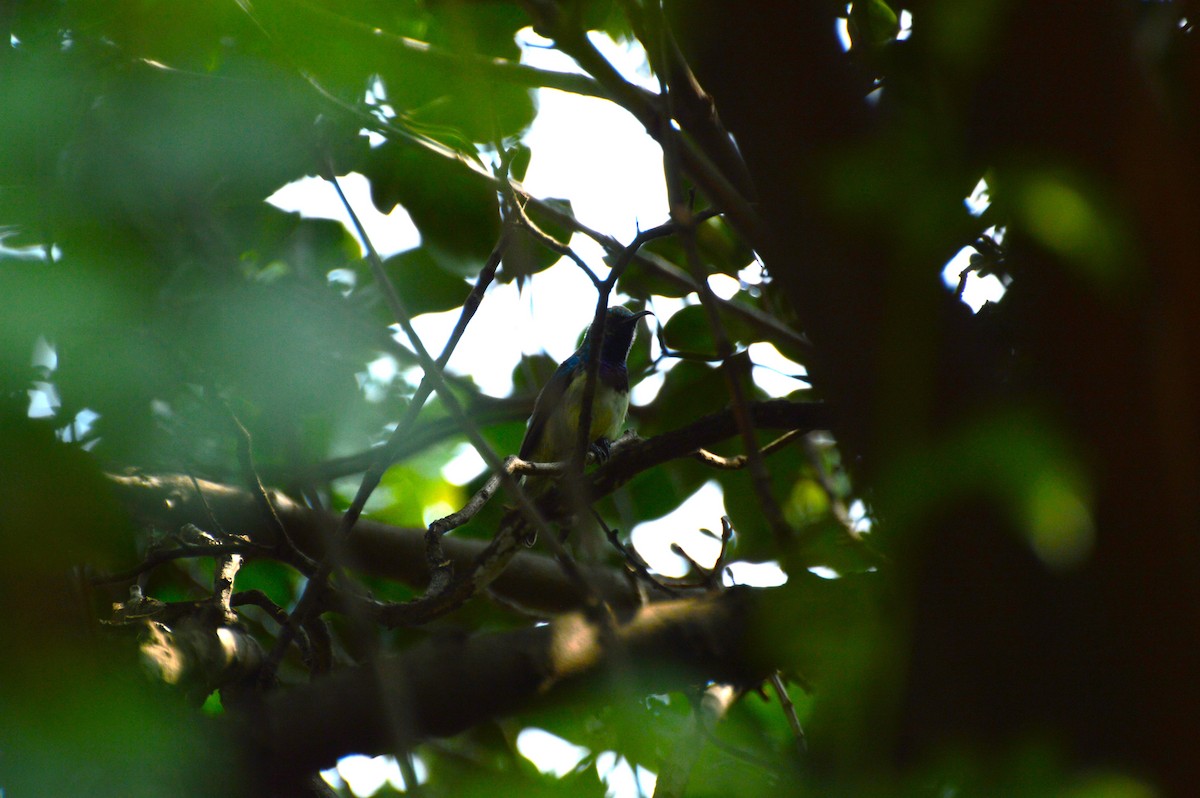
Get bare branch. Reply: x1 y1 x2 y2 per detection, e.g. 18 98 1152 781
692 429 805 470
770 672 807 754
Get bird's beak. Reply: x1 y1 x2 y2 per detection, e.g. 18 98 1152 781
630 310 654 322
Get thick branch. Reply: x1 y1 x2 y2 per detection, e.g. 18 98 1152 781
107 471 633 616
242 590 766 789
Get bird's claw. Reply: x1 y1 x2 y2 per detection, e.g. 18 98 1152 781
588 438 613 464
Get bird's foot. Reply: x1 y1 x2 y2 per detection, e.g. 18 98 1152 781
587 437 613 465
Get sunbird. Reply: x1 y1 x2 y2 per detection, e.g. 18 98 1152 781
520 305 652 467
514 305 652 541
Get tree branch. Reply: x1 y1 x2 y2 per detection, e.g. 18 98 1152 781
240 590 767 791
106 401 832 615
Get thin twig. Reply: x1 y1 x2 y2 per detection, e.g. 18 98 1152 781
234 588 319 669
770 672 807 754
233 589 292 626
692 429 805 469
423 456 523 596
91 540 263 587
502 188 601 286
595 511 679 596
224 405 312 567
186 471 229 537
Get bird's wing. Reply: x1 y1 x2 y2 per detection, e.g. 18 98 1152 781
518 354 579 461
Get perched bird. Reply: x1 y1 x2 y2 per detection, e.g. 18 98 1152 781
519 305 653 469
512 306 651 543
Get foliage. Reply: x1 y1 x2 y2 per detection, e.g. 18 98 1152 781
2 2 1198 798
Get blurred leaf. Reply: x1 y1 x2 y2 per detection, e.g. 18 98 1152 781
849 0 900 48
374 0 536 142
607 458 708 524
513 353 561 398
1006 168 1135 292
491 413 534 451
923 0 1010 68
878 408 1095 570
65 0 258 70
0 46 88 189
61 59 323 221
172 276 376 468
635 216 752 282
0 410 237 797
509 142 533 182
637 360 728 436
424 0 526 60
368 463 465 528
661 303 762 363
618 258 696 299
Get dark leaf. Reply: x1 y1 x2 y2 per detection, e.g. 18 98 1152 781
382 247 471 316
365 141 502 276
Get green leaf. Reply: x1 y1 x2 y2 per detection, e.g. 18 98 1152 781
235 560 299 609
367 463 466 528
719 444 807 560
365 141 501 276
509 143 533 182
662 304 719 358
694 215 755 276
501 198 576 285
612 459 708 523
513 353 562 398
636 360 728 437
849 0 900 48
63 59 323 217
382 247 471 316
618 257 696 299
378 0 537 144
1010 168 1135 292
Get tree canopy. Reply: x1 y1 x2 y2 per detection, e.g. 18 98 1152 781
2 2 1198 797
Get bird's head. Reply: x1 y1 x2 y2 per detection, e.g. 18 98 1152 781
584 306 654 365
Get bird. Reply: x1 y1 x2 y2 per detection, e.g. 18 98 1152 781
520 305 652 466
513 305 652 542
